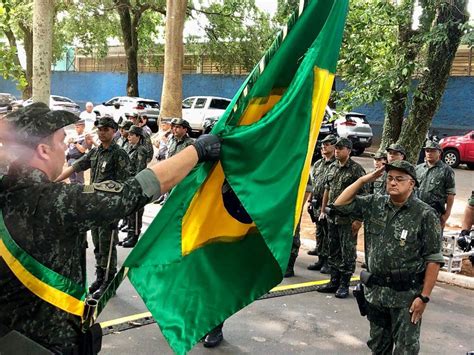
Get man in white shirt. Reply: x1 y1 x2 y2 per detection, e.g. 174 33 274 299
79 102 97 131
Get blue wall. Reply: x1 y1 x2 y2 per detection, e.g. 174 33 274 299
1 72 472 130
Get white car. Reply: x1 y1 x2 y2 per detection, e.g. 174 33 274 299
23 95 81 115
94 96 160 123
325 107 373 156
182 96 231 135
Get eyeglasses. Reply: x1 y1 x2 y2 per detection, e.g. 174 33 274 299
386 175 413 183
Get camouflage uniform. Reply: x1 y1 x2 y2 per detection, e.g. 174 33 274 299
337 191 444 354
73 135 131 274
0 103 162 352
310 155 335 259
370 151 387 195
167 135 194 158
124 126 149 246
325 158 367 276
415 160 456 217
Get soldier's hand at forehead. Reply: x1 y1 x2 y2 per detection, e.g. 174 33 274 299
361 165 385 184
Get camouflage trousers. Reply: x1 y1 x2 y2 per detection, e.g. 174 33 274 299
327 222 357 275
315 217 329 257
288 222 301 269
91 225 118 271
366 302 421 354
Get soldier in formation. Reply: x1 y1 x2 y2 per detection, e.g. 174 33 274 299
415 140 456 230
307 134 337 273
55 117 131 299
317 137 368 298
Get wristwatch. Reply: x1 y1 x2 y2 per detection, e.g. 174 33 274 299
416 294 430 303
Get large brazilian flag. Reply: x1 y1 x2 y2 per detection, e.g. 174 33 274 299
124 0 349 353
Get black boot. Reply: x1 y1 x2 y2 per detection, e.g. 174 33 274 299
203 324 224 348
335 273 352 299
307 256 325 271
320 259 331 274
92 270 116 300
88 268 105 294
122 234 138 248
284 254 297 278
317 271 340 293
307 247 318 256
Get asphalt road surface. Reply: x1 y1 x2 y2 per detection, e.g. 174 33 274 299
88 204 473 354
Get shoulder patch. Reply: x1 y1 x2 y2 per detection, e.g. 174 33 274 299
92 180 124 193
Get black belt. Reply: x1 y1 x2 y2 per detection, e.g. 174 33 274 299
371 272 424 290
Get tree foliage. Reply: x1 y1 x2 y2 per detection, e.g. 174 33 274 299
336 0 468 161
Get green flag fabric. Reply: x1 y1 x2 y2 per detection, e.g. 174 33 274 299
124 0 349 353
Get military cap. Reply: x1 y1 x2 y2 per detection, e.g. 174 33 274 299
423 140 442 151
75 119 85 125
372 150 387 159
128 125 143 136
335 137 353 149
3 102 78 147
125 111 139 118
321 134 337 145
386 143 406 156
171 117 191 130
119 120 133 130
95 116 118 130
385 160 419 187
161 117 172 124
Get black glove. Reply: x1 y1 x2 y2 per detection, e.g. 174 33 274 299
193 134 221 162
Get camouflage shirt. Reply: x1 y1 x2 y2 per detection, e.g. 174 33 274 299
325 158 368 223
310 156 335 202
115 136 130 152
73 142 131 184
128 143 149 176
337 192 444 308
371 171 387 195
167 135 194 158
415 160 456 214
0 164 161 352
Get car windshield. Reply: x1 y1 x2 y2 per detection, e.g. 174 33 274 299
182 98 195 109
138 101 160 109
0 94 13 105
52 96 73 103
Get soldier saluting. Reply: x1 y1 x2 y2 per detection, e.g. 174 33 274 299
333 160 444 354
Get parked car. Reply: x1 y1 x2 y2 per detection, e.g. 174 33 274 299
23 95 81 115
0 93 17 113
182 96 231 136
94 97 160 128
439 130 474 169
313 106 373 161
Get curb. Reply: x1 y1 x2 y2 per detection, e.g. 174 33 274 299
300 238 474 290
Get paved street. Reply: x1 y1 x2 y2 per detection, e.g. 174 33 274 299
86 154 474 354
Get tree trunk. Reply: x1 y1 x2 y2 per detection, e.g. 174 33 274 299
21 25 34 99
398 0 468 163
379 1 416 151
32 0 54 104
115 0 139 97
160 0 186 120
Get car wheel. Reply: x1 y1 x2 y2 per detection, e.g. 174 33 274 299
467 163 474 170
443 149 460 168
352 147 365 156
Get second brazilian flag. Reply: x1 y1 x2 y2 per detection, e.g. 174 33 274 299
124 0 349 353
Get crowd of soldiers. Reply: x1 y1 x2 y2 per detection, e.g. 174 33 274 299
52 106 197 300
0 101 472 354
284 134 458 353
